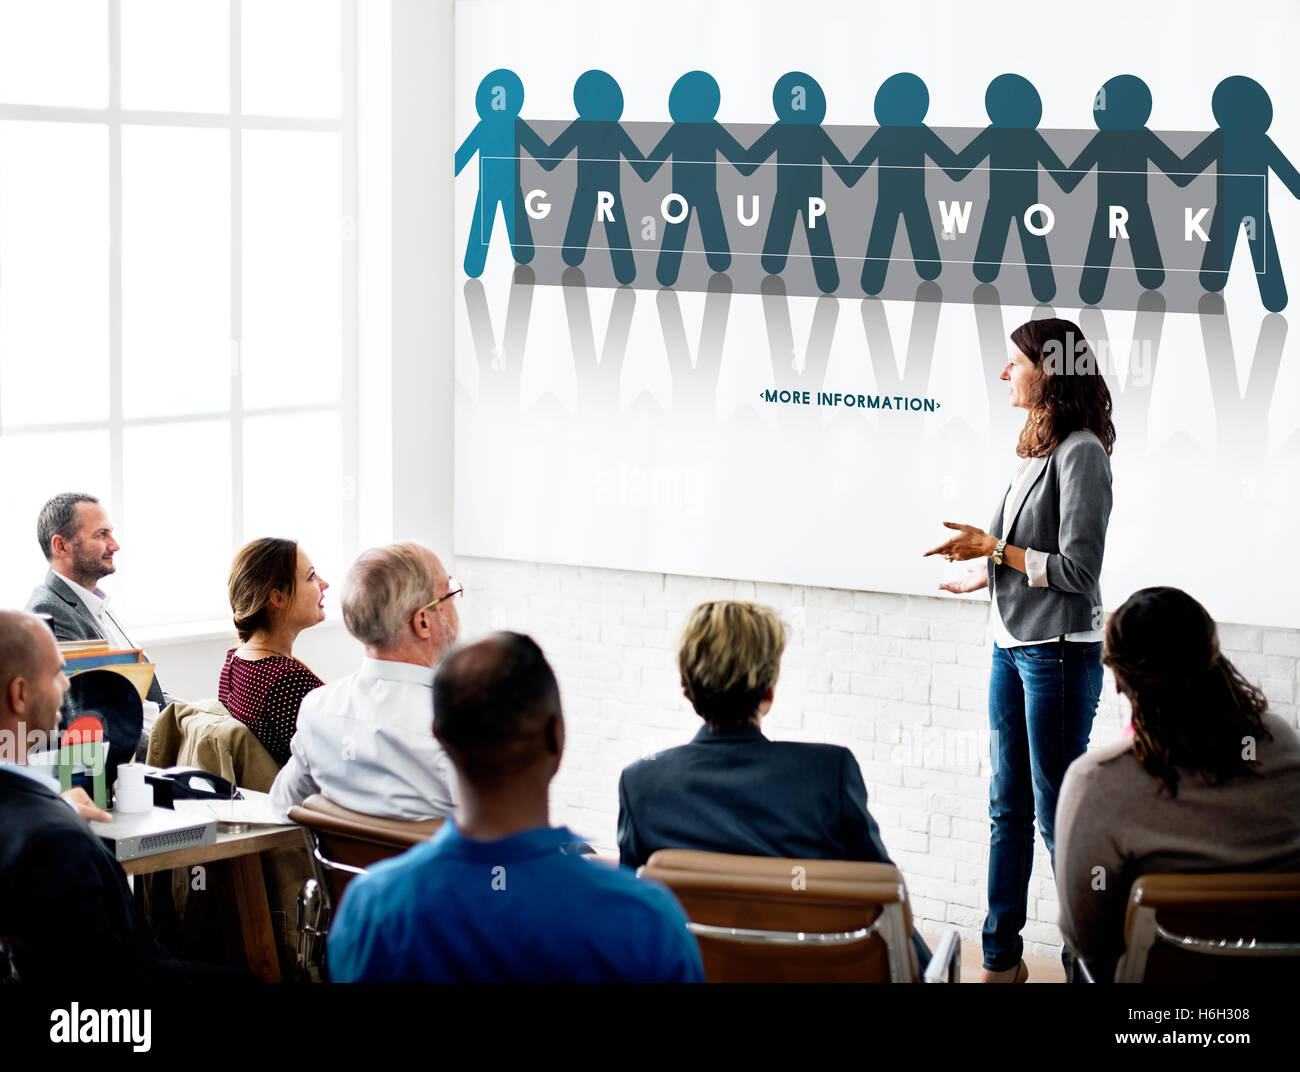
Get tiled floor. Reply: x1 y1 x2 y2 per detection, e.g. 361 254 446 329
921 930 1067 983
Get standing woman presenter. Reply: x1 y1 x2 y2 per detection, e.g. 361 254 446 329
923 318 1115 982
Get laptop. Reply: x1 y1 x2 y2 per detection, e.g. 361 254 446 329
90 807 218 863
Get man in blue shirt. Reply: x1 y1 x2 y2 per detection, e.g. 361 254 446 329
327 631 704 983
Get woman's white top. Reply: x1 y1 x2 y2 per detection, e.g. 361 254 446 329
989 456 1105 648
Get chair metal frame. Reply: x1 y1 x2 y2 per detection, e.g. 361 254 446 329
289 799 441 974
922 928 962 984
1120 906 1300 982
295 876 326 972
295 826 372 971
683 898 916 982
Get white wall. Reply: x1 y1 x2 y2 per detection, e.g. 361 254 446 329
391 0 455 553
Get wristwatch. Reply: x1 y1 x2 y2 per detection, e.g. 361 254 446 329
990 537 1008 566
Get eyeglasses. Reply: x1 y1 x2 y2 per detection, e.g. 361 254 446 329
406 577 463 623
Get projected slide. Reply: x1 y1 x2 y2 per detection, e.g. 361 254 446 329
452 0 1300 629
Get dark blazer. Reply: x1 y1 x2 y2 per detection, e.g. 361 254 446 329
988 429 1113 641
0 767 171 982
26 569 167 707
617 723 893 869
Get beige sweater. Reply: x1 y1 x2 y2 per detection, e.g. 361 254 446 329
1055 711 1300 980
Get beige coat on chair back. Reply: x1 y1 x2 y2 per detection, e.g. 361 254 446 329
146 699 280 792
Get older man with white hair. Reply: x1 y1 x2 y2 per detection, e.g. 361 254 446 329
269 542 462 820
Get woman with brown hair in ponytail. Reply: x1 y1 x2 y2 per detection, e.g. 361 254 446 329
218 538 329 766
1055 586 1300 981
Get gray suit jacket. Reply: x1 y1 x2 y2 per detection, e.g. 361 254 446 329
26 569 167 707
988 429 1112 641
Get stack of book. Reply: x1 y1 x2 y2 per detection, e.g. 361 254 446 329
58 640 157 701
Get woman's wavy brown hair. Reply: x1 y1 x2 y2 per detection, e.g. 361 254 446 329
228 537 299 643
1010 318 1116 458
1103 586 1271 797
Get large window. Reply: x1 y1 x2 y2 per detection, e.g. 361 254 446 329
0 0 361 631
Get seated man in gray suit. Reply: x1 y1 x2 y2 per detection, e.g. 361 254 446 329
618 600 929 968
25 493 171 730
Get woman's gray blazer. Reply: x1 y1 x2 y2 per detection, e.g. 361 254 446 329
987 428 1113 641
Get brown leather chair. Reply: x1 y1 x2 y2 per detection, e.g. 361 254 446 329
1117 872 1300 983
287 794 443 973
641 849 959 982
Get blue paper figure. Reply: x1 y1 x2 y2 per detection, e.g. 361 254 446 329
1180 76 1300 312
841 73 961 294
949 74 1073 303
747 72 853 294
640 71 757 287
1059 75 1192 305
454 69 551 278
540 70 648 286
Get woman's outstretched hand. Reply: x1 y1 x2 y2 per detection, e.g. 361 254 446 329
923 521 995 563
925 522 994 593
938 561 989 594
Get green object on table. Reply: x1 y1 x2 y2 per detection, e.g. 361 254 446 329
58 735 107 811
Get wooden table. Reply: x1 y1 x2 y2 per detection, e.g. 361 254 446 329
121 825 303 982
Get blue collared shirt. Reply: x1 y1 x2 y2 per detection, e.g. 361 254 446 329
327 820 704 982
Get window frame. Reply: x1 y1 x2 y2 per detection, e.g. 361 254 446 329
0 0 360 632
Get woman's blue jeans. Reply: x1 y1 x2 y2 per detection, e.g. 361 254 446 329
982 639 1102 971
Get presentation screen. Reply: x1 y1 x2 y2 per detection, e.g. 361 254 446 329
453 0 1300 629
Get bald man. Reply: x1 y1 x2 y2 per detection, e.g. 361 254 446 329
0 611 108 819
0 610 174 982
328 632 704 983
270 542 461 820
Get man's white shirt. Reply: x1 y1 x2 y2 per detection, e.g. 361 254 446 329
60 575 135 651
269 657 456 821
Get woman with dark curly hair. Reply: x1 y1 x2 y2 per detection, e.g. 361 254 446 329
925 317 1115 982
1055 586 1300 981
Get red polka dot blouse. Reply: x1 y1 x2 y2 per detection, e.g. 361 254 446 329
218 651 324 767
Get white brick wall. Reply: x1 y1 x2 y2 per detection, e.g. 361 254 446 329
455 555 1300 961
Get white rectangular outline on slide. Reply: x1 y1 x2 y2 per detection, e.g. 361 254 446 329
479 155 1269 275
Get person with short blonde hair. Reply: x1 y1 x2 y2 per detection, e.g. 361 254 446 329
621 602 935 971
677 601 787 732
619 598 930 968
269 541 462 820
620 599 874 855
